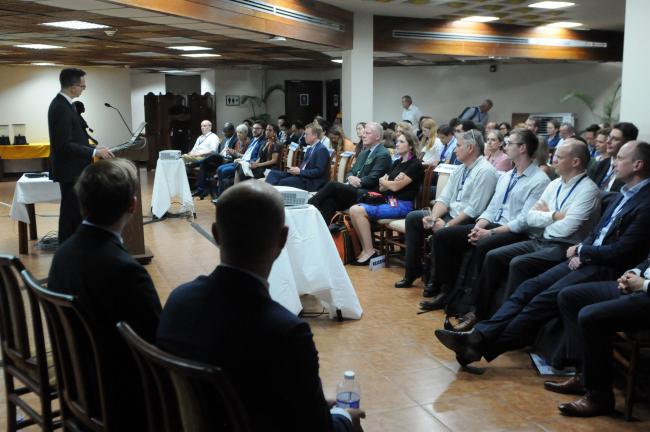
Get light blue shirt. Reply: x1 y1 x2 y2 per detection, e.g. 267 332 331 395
439 136 457 163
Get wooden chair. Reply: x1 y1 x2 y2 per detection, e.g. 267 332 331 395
116 322 251 432
21 270 110 432
0 255 60 431
335 151 355 183
285 143 303 170
613 330 650 421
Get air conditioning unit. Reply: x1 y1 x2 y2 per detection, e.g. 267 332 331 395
528 113 576 136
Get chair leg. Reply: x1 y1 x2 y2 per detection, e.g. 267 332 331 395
5 373 17 432
385 229 393 268
624 342 639 421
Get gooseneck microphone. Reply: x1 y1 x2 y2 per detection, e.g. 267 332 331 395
104 102 133 136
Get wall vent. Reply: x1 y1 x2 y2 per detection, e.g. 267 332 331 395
228 0 345 31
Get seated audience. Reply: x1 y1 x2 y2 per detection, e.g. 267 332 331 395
182 119 220 162
419 118 443 166
582 123 600 158
349 131 424 265
498 122 512 137
353 122 366 157
48 158 162 430
458 99 493 126
157 182 364 432
215 121 266 197
484 121 497 134
484 130 512 172
535 135 553 178
289 120 306 147
590 127 610 165
329 126 355 153
192 122 238 199
314 116 332 149
589 122 638 192
434 140 650 368
547 119 561 149
236 124 281 182
266 122 331 192
436 125 458 165
308 122 391 225
421 128 549 310
395 130 498 291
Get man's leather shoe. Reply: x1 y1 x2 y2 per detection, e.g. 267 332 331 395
434 328 483 365
419 293 445 311
422 282 441 298
451 312 478 332
558 392 614 417
395 274 420 288
544 375 585 395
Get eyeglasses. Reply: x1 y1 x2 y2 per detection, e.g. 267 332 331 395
507 140 522 146
74 84 86 89
253 126 263 130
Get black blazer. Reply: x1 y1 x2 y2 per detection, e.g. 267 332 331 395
580 181 650 275
48 224 162 430
47 93 95 183
157 266 352 432
588 157 623 192
346 145 392 195
299 141 331 191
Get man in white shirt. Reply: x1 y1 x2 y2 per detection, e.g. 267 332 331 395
401 95 422 128
184 120 220 160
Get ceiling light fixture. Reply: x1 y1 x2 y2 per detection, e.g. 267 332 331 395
269 36 287 42
14 44 63 49
546 21 583 28
528 1 575 9
168 46 213 51
459 16 500 23
31 62 58 66
41 20 109 30
331 59 343 64
181 53 221 58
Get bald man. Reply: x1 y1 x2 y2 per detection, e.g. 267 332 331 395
157 182 364 432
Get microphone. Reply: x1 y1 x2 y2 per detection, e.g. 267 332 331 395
104 102 133 135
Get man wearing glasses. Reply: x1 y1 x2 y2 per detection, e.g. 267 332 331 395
589 122 638 193
48 68 114 243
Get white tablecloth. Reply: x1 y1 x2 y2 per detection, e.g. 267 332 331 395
151 158 194 218
10 175 61 223
268 205 363 320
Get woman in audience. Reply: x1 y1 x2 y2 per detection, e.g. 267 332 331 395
354 122 366 157
235 124 281 182
382 128 396 149
419 118 443 166
395 121 412 139
215 124 250 188
329 126 355 153
314 116 332 149
484 130 512 172
498 122 512 138
535 136 553 178
349 131 424 265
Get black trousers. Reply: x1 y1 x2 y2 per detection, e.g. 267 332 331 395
195 154 226 193
58 181 82 244
308 181 361 224
558 281 650 393
432 223 526 295
474 239 569 319
474 261 613 362
403 210 455 280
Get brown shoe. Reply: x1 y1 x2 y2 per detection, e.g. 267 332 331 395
558 392 614 417
451 312 478 332
544 375 585 395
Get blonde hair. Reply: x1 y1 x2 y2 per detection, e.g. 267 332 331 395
419 118 439 152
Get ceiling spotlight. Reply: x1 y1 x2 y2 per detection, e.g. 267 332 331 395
181 53 222 58
31 62 58 66
269 36 287 42
528 2 575 9
41 20 109 30
546 21 583 28
459 16 500 23
14 44 63 49
331 59 343 64
168 46 212 51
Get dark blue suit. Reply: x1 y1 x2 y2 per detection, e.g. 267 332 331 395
266 141 330 191
157 266 352 432
474 181 650 361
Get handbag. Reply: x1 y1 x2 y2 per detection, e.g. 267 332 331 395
330 212 361 264
14 134 27 145
360 191 386 205
0 136 9 145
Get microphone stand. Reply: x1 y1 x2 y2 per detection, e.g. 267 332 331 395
105 103 133 136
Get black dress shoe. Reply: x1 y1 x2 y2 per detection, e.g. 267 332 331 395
395 275 420 288
558 392 615 417
452 312 478 332
419 293 446 311
434 328 483 365
349 252 377 266
422 282 441 298
544 375 585 395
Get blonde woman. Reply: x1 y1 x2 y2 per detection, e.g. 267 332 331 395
328 126 355 153
419 118 443 166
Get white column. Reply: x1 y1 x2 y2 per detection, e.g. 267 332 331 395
620 0 650 140
342 13 374 139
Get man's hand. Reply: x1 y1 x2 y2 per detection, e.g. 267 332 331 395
347 408 366 432
288 167 300 175
566 245 579 259
618 273 645 293
250 162 259 169
432 218 446 232
226 148 236 155
468 226 490 245
533 200 549 212
348 176 362 188
95 147 114 159
553 211 566 221
568 256 582 271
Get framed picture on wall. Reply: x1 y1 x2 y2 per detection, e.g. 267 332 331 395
299 93 309 106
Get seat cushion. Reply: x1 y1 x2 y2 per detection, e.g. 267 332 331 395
387 219 406 233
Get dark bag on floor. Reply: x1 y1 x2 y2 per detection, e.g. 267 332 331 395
360 191 386 205
331 212 361 264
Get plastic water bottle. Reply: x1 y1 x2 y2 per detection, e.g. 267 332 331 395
336 371 361 409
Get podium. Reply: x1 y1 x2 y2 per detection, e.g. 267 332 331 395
113 138 154 264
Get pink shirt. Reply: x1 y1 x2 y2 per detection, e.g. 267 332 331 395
487 151 512 172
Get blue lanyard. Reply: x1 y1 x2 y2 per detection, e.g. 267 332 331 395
440 144 449 161
555 175 587 211
598 166 614 188
456 166 472 201
502 169 520 206
198 132 212 146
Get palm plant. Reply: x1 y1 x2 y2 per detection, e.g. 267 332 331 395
560 81 621 124
240 84 285 123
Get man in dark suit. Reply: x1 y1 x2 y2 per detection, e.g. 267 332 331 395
157 182 365 432
48 68 114 243
48 158 162 430
435 140 650 367
588 122 638 193
266 122 331 191
308 122 392 224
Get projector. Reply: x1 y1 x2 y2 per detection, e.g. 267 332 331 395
159 150 181 160
273 186 309 207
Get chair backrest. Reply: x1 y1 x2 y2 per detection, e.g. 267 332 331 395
0 255 50 394
416 165 435 208
435 171 451 200
279 145 289 171
21 270 109 432
116 322 251 432
336 152 355 183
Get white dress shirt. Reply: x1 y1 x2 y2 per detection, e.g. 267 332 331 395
626 266 650 293
189 132 220 156
437 156 498 219
401 104 422 127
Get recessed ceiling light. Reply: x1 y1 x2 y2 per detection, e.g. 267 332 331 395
162 70 198 75
331 59 343 64
528 1 575 9
14 44 63 49
168 46 212 51
546 21 583 28
181 53 221 58
41 20 109 30
31 62 58 66
269 36 286 42
459 16 500 23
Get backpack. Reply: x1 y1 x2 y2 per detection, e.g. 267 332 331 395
458 106 479 122
330 212 361 264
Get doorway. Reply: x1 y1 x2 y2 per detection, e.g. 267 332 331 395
285 80 323 125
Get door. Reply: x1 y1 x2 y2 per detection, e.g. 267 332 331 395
285 80 323 125
325 79 341 125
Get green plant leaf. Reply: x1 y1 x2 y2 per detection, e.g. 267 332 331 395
560 91 595 112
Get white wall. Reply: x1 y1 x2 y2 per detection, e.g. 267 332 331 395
130 70 165 130
373 62 622 130
0 65 133 146
212 69 264 126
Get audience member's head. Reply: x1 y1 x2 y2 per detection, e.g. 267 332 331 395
382 129 395 149
480 99 493 113
524 117 540 134
554 138 590 178
363 122 383 147
200 120 212 135
420 118 439 150
223 122 235 137
547 119 560 137
438 124 454 145
485 130 504 155
355 122 366 141
607 122 638 157
252 122 265 137
395 121 413 138
394 130 419 159
291 120 305 134
328 126 347 150
559 122 575 140
277 115 287 128
243 119 253 128
455 120 477 135
75 158 138 228
212 182 287 275
582 124 600 146
508 128 539 160
304 122 322 146
449 117 460 129
594 128 610 156
457 129 484 163
484 121 497 133
265 123 280 141
614 140 650 184
401 95 413 109
418 115 432 130
236 123 249 143
498 122 512 136
313 116 329 136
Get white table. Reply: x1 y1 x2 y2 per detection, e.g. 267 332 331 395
268 204 363 320
9 174 61 254
151 158 194 218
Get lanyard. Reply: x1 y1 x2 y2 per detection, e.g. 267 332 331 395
198 132 212 146
456 165 472 201
554 175 587 211
440 144 449 161
598 166 614 188
495 170 520 222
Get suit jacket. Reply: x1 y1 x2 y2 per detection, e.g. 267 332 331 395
218 134 238 153
580 181 650 275
588 157 624 192
346 145 391 194
157 266 352 432
47 93 95 183
298 141 331 191
47 224 161 430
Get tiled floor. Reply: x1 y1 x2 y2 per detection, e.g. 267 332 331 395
0 170 648 431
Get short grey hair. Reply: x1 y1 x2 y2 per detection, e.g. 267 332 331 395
366 122 383 142
235 123 249 135
561 122 575 133
460 129 484 155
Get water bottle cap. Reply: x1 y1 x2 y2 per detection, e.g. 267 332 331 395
344 371 355 379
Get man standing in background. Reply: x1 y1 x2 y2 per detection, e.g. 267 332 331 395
401 95 422 128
